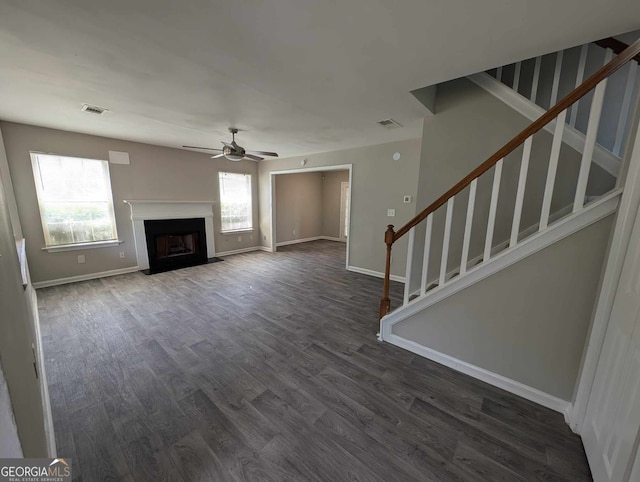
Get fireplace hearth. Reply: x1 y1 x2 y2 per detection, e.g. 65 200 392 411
143 218 208 274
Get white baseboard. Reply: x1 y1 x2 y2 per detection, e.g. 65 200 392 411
384 333 571 414
33 266 140 289
215 246 267 257
275 236 345 247
347 265 405 283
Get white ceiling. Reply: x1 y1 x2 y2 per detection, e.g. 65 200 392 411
0 1 639 158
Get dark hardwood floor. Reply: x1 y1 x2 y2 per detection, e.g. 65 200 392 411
38 240 591 481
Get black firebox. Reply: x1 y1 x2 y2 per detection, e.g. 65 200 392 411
143 218 208 274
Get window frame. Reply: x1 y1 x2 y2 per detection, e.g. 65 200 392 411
218 171 253 234
30 152 119 248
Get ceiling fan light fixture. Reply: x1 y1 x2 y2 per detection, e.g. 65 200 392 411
223 145 244 161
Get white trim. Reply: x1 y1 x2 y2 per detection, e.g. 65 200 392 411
32 266 140 289
269 164 353 269
384 333 570 414
215 246 268 257
381 190 621 336
41 239 124 252
468 72 621 178
275 236 344 247
347 265 405 283
571 99 640 433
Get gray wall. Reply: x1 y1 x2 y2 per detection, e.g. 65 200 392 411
275 172 323 243
394 215 613 400
322 170 350 239
0 143 47 455
275 170 349 244
258 139 422 277
409 78 615 292
1 122 261 283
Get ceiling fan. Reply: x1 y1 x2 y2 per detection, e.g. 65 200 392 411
183 128 279 161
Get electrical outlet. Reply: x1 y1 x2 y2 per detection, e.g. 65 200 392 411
403 195 412 203
77 255 86 264
119 251 125 259
387 209 396 217
250 234 253 240
293 229 296 235
263 235 267 241
237 236 242 242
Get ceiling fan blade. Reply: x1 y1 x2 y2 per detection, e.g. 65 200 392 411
246 149 279 157
245 153 264 161
183 145 222 151
211 154 225 159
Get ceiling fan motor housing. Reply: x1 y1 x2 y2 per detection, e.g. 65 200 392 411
223 144 245 161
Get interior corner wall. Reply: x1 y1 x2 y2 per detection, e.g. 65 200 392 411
259 138 422 277
0 121 261 284
393 214 614 401
321 170 349 239
275 172 323 243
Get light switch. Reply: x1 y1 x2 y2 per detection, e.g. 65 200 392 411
387 209 396 217
403 195 412 203
77 255 86 264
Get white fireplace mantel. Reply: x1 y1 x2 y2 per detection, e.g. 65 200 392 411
123 200 216 270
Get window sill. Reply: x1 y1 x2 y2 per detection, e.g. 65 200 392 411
42 239 124 252
221 228 254 235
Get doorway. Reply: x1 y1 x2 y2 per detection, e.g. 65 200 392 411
270 164 352 268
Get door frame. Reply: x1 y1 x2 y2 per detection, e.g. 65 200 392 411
339 181 350 241
269 164 353 269
571 100 640 434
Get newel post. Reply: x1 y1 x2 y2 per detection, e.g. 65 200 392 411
379 224 395 319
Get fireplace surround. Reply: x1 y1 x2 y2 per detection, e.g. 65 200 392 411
124 200 216 271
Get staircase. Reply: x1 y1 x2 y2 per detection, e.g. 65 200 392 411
378 39 640 353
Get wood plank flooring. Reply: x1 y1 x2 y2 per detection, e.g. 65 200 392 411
38 240 591 481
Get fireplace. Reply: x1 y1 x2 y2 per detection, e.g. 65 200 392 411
143 218 208 273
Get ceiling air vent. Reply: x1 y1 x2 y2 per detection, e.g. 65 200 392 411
81 104 109 115
377 118 403 129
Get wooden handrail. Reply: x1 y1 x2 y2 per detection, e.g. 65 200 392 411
392 37 640 242
380 37 640 319
595 37 640 64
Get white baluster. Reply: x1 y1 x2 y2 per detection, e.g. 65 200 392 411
403 226 415 305
550 50 564 106
513 62 522 92
531 56 542 103
439 197 455 286
460 179 477 275
484 159 503 262
420 213 433 295
540 109 567 230
574 79 608 212
496 66 503 83
573 50 612 212
569 44 589 127
613 61 637 156
510 137 533 247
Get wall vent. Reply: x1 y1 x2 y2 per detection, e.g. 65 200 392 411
81 104 109 115
377 118 403 129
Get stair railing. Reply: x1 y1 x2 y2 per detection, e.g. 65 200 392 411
380 38 640 319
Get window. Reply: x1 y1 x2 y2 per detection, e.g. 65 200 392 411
31 153 118 247
219 172 252 232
